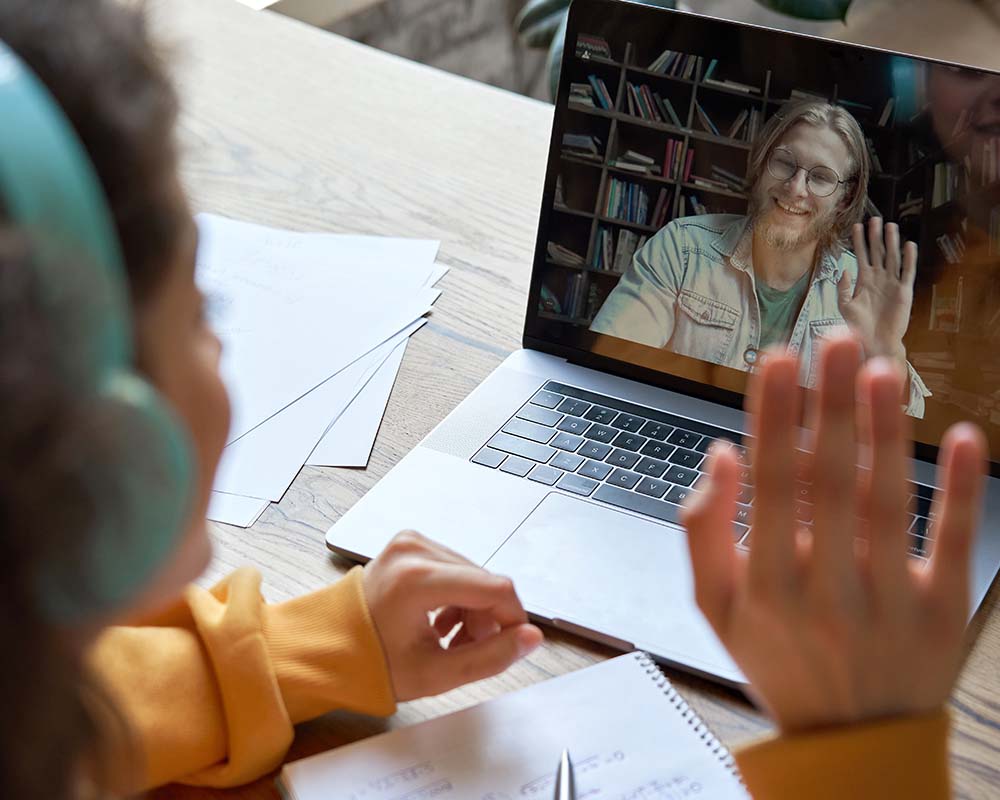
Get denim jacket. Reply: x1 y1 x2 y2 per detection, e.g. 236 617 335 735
590 214 930 418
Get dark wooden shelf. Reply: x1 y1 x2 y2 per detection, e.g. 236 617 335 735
680 181 748 200
597 214 659 233
552 204 594 220
687 129 752 151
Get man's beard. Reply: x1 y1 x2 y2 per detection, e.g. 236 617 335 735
750 188 839 252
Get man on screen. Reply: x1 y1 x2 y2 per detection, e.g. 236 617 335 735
591 99 930 417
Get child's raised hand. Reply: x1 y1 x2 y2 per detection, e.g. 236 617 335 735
362 530 543 701
683 334 987 732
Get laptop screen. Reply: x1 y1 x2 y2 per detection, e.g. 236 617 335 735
523 0 1000 464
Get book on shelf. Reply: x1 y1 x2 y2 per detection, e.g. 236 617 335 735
554 174 565 206
936 232 966 264
929 277 963 332
650 186 672 229
789 88 826 102
546 241 585 267
680 193 708 216
747 108 762 141
663 139 685 180
702 77 761 95
689 175 736 194
611 149 660 174
932 162 961 208
708 164 745 192
878 96 896 127
647 49 699 79
605 177 651 226
703 58 718 81
601 227 613 271
626 82 679 126
727 108 750 139
575 34 612 60
564 272 589 319
569 82 596 108
587 74 614 111
612 228 650 273
562 133 603 159
951 108 971 138
694 102 720 136
982 137 1000 185
683 148 695 183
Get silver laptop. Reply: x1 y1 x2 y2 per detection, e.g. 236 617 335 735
328 0 1000 685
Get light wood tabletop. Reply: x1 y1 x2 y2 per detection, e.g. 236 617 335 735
148 1 1000 797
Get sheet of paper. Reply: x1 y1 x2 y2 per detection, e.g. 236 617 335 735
307 336 408 467
281 654 748 800
207 491 269 527
213 317 429 500
307 265 444 468
195 214 440 443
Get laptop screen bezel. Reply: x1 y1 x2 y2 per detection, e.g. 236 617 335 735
521 0 1000 478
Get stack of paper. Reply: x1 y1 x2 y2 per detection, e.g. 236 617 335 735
196 214 445 527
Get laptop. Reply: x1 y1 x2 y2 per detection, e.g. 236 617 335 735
327 0 1000 685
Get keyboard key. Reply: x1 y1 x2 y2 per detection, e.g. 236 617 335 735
584 405 618 424
733 523 750 544
607 468 642 489
612 431 648 452
736 483 754 504
733 503 752 525
639 421 673 440
667 429 702 449
593 484 683 525
635 477 669 498
516 404 561 426
795 483 811 503
611 413 646 432
551 452 585 471
578 460 613 480
471 447 506 469
695 436 718 454
909 533 930 558
583 423 617 443
910 515 930 538
557 398 591 417
606 448 641 469
531 390 563 409
664 466 697 486
635 457 668 478
665 484 696 504
502 417 555 444
795 502 813 523
557 416 591 435
640 441 675 460
551 432 584 451
669 448 704 469
487 432 555 463
558 473 599 496
579 441 613 460
499 456 533 477
527 465 562 485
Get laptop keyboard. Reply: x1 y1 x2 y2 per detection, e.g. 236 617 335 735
470 381 936 561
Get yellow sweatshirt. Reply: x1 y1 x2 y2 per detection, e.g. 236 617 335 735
89 567 951 797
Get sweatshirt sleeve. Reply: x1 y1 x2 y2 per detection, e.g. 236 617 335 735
88 565 396 791
734 709 951 799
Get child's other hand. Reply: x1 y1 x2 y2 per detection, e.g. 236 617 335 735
683 334 987 732
362 530 543 702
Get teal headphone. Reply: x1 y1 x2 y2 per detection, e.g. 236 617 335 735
0 41 194 619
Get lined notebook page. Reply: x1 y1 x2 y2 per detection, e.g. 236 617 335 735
280 652 747 800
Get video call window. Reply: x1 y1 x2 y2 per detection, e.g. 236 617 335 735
526 6 1000 455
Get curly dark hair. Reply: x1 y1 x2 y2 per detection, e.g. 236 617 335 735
0 0 184 796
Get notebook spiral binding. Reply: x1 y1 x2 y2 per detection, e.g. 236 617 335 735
632 651 745 786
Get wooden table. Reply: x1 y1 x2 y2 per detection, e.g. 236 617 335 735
150 2 1000 797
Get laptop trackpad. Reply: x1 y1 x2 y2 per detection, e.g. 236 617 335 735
485 492 739 678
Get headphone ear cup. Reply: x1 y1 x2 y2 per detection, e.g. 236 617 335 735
41 372 193 620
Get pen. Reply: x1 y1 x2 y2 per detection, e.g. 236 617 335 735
553 748 576 800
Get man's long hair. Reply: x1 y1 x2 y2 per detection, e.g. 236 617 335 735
746 99 873 254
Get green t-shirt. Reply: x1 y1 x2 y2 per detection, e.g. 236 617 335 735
755 269 812 351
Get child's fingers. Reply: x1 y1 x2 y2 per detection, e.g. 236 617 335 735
747 355 801 595
434 623 543 691
860 359 911 601
411 564 528 629
927 423 988 613
682 443 740 630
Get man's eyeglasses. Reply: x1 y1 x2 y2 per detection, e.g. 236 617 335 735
766 147 848 198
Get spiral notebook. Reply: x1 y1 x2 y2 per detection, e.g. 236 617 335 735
277 652 748 800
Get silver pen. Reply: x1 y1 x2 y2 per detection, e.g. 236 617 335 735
553 748 576 800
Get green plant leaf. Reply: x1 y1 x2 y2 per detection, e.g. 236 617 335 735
752 0 853 21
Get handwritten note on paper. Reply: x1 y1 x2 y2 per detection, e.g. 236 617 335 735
280 655 747 800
